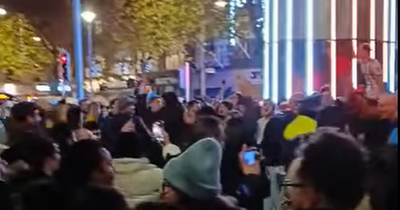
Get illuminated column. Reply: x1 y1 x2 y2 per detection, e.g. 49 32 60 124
271 0 279 102
262 0 271 99
388 0 397 92
263 0 396 98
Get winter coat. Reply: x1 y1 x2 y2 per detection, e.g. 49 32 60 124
113 158 163 208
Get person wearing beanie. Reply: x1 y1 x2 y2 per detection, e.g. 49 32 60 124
163 138 222 200
161 138 242 210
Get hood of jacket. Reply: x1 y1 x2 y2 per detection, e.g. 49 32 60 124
112 158 163 208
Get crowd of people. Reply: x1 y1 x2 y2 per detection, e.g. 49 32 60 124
0 85 397 210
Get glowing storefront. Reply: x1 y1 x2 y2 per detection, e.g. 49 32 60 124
262 0 398 101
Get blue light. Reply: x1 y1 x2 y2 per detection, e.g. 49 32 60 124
72 0 85 100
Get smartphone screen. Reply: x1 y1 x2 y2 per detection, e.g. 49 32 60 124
152 123 164 141
243 151 256 165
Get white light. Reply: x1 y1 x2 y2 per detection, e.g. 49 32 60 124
32 36 41 42
57 85 72 92
330 0 337 98
305 0 314 94
262 0 271 99
285 0 293 99
35 85 51 92
389 0 397 92
215 0 228 8
0 8 6 16
184 62 191 101
351 0 358 89
369 0 376 58
81 11 96 23
3 84 16 95
271 0 279 102
382 0 389 83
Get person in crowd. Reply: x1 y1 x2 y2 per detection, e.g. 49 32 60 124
101 97 136 155
217 101 234 119
98 104 109 129
0 119 7 145
261 94 301 167
50 103 73 157
161 138 242 210
237 96 260 146
0 158 13 210
285 129 366 210
4 135 61 210
365 144 397 210
135 202 180 210
255 99 274 146
56 140 128 210
186 100 201 114
5 101 45 146
160 92 185 146
112 121 164 208
357 43 384 99
221 117 270 210
83 102 101 139
184 115 224 149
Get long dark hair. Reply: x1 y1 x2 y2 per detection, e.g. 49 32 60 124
56 140 104 189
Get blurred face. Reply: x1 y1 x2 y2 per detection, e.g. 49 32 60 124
217 104 229 116
188 103 200 114
357 47 370 59
238 104 246 114
286 158 322 209
92 148 114 186
149 99 163 113
160 181 180 204
183 112 196 124
230 95 239 106
101 107 109 117
261 101 273 117
121 105 135 115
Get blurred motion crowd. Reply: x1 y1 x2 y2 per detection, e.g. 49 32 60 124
0 85 397 210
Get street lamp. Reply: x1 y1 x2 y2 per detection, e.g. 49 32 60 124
214 0 228 8
0 8 7 16
81 10 96 93
32 36 41 42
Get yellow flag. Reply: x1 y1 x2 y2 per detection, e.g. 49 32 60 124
284 115 317 140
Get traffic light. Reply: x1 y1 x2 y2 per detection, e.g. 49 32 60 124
59 54 69 82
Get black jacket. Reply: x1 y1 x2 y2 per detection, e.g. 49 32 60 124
261 111 297 166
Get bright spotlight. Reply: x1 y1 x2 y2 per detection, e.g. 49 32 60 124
0 8 7 16
32 37 41 42
215 0 228 8
81 11 96 23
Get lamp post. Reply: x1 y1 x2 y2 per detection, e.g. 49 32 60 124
72 0 85 100
0 8 6 16
81 10 96 94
